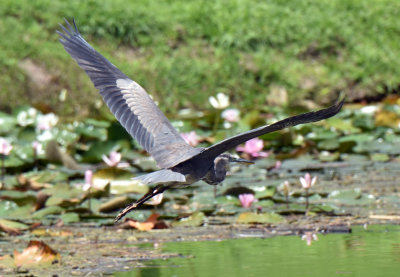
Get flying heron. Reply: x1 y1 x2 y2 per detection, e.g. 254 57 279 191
58 19 344 222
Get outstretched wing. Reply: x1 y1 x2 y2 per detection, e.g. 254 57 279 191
197 98 344 160
133 169 186 185
58 19 202 169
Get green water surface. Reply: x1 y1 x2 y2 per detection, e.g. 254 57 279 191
115 225 400 277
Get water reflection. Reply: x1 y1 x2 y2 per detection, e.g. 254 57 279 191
301 231 318 245
115 225 400 277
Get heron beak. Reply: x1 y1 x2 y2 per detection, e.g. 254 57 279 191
232 158 254 164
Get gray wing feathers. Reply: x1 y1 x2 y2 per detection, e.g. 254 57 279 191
199 98 345 160
58 19 201 169
133 169 186 185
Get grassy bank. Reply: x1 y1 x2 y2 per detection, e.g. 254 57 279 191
1 0 399 117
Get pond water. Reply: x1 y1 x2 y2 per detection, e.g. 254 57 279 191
114 225 400 277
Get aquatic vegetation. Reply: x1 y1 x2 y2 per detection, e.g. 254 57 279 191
209 93 229 110
102 151 122 167
300 173 317 210
236 138 269 158
181 131 200 147
239 193 256 208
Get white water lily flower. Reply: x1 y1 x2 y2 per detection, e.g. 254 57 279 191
37 130 54 142
360 105 378 114
209 92 229 109
17 108 38 126
36 113 59 131
32 141 44 155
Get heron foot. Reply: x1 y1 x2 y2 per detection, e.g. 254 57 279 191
114 184 167 223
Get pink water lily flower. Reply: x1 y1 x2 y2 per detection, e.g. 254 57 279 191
83 170 93 191
236 138 268 158
239 193 255 208
102 151 122 167
0 138 13 155
221 108 240 122
300 173 317 189
181 131 200 147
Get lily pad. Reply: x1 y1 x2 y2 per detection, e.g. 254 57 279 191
237 212 284 224
99 196 131 213
60 212 80 224
32 206 64 219
317 139 340 150
171 212 205 227
0 202 33 220
74 122 107 140
318 151 340 162
42 183 82 202
0 112 17 133
92 168 140 193
81 141 119 163
328 188 364 205
370 153 390 162
0 219 29 233
0 190 37 206
251 186 275 199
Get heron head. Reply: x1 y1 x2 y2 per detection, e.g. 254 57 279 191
218 154 254 165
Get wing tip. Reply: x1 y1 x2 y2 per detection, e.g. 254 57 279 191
58 18 80 39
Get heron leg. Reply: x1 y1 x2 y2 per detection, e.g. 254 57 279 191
114 184 167 223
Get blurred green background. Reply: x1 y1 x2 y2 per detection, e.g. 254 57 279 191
1 0 399 117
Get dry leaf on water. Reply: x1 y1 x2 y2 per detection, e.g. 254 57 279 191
121 213 167 231
14 240 61 267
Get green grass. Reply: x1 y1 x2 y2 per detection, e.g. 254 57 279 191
1 0 400 116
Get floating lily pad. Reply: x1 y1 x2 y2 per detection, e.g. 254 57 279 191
317 139 340 150
340 154 368 162
32 206 65 219
0 190 37 206
325 118 360 133
236 212 284 224
353 114 375 130
134 158 159 172
99 196 131 213
256 200 274 207
42 184 82 202
0 112 17 133
81 141 119 163
92 168 139 193
318 151 340 162
0 219 29 232
310 204 335 213
109 180 148 195
0 202 33 220
171 212 205 227
74 122 107 140
370 153 390 162
60 212 80 224
328 188 364 205
252 186 275 199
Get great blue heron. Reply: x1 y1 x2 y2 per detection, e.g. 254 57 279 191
58 19 344 222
